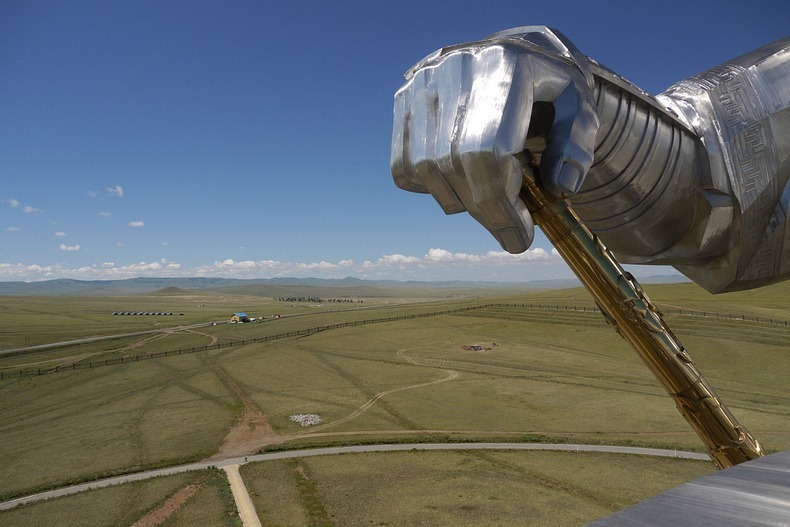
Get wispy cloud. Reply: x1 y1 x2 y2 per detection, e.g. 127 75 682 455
98 211 112 217
55 231 66 237
6 226 20 232
128 221 144 227
59 243 80 251
107 185 124 197
86 190 99 198
5 199 42 213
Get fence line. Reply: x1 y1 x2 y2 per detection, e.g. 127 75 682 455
2 303 787 381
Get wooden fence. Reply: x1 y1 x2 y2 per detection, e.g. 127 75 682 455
1 303 786 380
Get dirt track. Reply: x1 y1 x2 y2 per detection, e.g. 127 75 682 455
130 484 202 527
202 346 462 461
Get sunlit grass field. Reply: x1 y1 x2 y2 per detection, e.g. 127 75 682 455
0 470 239 527
241 451 710 527
0 280 787 525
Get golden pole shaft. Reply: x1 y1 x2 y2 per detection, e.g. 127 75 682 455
516 152 763 469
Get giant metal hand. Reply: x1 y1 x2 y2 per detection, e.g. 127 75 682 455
391 27 599 253
392 26 790 293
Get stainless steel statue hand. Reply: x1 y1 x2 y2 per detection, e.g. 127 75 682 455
391 27 599 254
391 26 790 293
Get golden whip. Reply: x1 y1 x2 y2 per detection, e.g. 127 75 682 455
516 151 764 469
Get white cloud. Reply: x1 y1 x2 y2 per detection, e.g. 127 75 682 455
362 254 420 268
5 199 42 212
128 221 144 227
98 211 112 217
55 231 66 237
0 259 180 281
120 260 182 273
107 185 124 197
6 226 20 232
192 257 357 278
86 190 99 198
0 247 584 282
363 247 557 270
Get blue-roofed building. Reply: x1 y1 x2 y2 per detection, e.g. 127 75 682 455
230 312 250 323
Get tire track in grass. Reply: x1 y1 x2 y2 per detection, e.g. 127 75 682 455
150 355 237 411
299 366 458 435
462 305 790 347
120 358 233 474
239 384 362 414
129 482 204 527
468 450 622 513
117 370 179 519
291 347 459 436
2 329 172 374
420 313 633 368
35 330 175 373
182 329 218 347
401 351 663 401
204 360 280 460
299 345 422 430
127 379 172 467
289 459 334 527
198 337 371 445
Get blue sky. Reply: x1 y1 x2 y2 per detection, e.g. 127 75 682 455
1 0 787 283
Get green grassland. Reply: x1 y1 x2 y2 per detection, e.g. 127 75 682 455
0 470 240 527
0 286 482 352
242 451 711 527
0 280 787 524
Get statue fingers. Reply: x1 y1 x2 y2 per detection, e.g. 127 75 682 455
391 76 427 194
452 46 536 252
458 148 535 253
391 64 467 213
529 63 599 197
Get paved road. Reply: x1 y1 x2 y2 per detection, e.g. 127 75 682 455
0 443 708 511
224 464 262 527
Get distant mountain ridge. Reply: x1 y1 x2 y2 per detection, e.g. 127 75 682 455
0 275 688 296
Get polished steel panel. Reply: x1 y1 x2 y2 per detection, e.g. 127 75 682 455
585 450 790 526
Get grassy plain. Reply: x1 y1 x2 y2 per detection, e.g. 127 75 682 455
0 470 240 527
0 280 788 524
242 451 711 526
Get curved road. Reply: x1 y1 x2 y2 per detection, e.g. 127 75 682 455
0 443 708 512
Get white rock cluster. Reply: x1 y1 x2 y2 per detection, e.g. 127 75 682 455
290 414 322 427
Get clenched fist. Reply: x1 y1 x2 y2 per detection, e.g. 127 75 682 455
390 26 599 253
